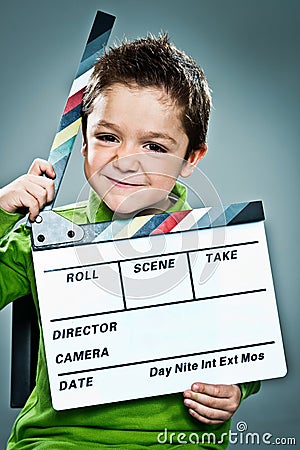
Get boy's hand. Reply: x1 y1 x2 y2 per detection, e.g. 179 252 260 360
183 382 241 424
0 158 55 221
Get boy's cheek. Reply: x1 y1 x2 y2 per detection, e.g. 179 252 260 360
84 156 107 180
143 165 182 190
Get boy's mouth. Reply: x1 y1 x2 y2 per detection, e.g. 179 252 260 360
104 175 146 188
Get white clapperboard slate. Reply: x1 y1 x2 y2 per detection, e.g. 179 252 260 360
31 201 287 411
29 10 286 411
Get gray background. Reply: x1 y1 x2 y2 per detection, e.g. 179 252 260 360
0 0 299 448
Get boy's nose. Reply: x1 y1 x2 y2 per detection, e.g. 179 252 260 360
113 144 141 172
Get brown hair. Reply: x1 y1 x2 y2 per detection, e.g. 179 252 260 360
82 34 211 158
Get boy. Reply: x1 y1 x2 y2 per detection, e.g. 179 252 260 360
0 34 260 449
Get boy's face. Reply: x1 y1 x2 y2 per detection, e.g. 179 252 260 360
82 83 206 217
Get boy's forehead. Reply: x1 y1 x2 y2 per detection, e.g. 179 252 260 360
89 82 184 125
96 82 179 110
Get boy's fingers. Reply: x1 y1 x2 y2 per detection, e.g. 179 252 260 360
28 158 56 179
19 191 41 221
18 176 55 205
184 390 234 412
183 396 233 423
187 407 227 425
25 180 53 209
190 382 233 398
28 176 55 204
183 384 241 422
184 396 231 422
0 174 55 216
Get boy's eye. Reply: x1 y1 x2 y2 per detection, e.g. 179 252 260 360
96 134 119 143
144 143 167 153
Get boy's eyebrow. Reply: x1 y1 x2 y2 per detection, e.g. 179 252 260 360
92 120 120 132
93 121 178 145
144 131 177 145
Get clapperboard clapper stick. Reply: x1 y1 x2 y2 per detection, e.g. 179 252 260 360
30 12 287 411
28 10 116 239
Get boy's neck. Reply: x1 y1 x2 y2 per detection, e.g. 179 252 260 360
113 197 174 220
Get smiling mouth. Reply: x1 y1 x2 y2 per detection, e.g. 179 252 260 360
105 175 145 188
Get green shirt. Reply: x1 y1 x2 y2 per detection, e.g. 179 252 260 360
0 182 260 449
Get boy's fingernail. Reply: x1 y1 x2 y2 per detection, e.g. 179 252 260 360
184 399 191 407
192 383 200 391
183 391 191 398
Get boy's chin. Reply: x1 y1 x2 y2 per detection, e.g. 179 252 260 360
101 190 172 219
102 197 142 218
105 198 165 219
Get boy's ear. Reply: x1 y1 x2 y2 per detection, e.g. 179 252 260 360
180 144 208 178
81 140 87 157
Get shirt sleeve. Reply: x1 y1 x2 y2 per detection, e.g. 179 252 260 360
0 206 24 236
238 380 261 401
0 207 32 309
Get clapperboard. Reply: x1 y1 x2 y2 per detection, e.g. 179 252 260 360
30 12 287 411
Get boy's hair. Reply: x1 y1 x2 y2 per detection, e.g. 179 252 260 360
82 34 211 158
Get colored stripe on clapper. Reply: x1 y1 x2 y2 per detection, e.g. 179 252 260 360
90 201 264 242
150 210 192 235
167 208 210 233
46 11 115 207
